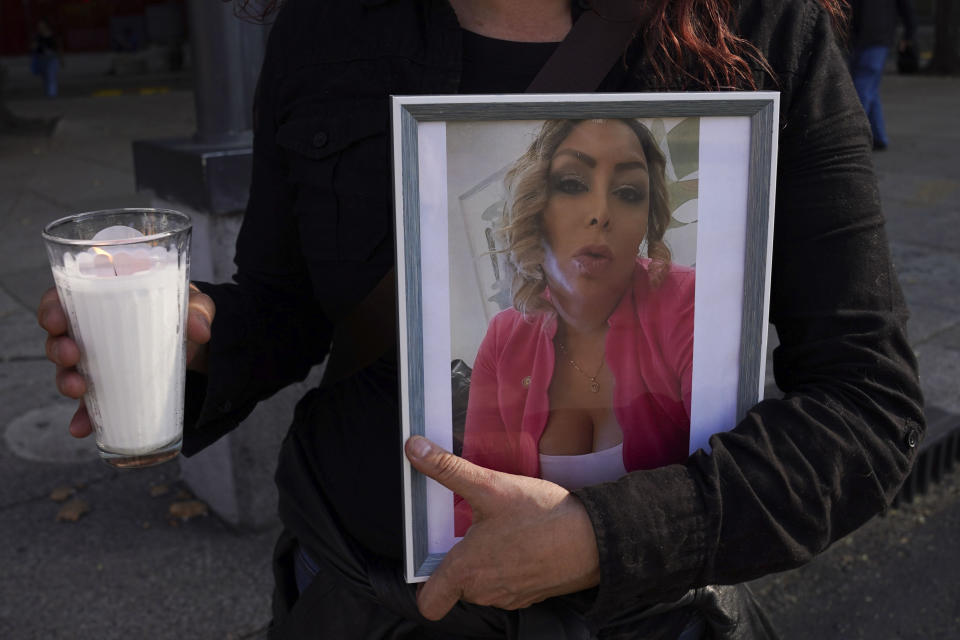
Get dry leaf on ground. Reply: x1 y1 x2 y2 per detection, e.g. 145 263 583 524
149 484 169 497
49 486 76 502
168 500 208 522
56 498 90 522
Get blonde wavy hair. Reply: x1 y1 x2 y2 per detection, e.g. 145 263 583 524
498 119 672 316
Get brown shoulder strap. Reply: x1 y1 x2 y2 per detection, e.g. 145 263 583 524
526 0 642 93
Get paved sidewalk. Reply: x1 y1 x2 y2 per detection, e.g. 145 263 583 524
0 89 277 639
0 73 957 639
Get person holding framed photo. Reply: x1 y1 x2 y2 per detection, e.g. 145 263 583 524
455 117 695 534
39 0 924 638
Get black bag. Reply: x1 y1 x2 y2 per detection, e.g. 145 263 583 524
450 358 472 457
897 43 920 74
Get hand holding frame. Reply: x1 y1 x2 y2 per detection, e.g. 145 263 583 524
404 436 601 619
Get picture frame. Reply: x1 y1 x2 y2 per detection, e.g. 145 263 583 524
392 92 780 582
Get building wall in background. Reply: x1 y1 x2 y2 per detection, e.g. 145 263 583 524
2 0 187 55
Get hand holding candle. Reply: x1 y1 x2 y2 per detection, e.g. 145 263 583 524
41 209 206 467
39 285 216 438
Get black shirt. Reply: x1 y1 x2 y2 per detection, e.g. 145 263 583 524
34 34 57 55
459 29 559 93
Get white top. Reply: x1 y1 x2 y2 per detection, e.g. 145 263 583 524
538 443 628 491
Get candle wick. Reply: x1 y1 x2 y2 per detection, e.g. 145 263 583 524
91 247 119 276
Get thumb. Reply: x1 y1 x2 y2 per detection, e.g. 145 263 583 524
187 283 215 342
404 436 495 510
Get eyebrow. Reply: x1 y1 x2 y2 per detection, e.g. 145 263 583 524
552 149 648 173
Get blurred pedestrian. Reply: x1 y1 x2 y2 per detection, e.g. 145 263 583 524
848 0 917 150
114 26 140 53
31 18 63 98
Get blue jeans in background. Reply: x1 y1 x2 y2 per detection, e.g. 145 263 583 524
43 57 60 97
849 46 890 148
34 54 59 97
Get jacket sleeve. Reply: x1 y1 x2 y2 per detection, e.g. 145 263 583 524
573 2 924 621
181 5 337 455
454 323 500 536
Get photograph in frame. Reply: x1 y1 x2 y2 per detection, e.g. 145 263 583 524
392 93 780 582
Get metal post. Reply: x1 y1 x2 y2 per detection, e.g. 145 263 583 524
185 0 266 145
132 1 269 216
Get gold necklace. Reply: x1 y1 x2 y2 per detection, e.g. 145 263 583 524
557 341 604 393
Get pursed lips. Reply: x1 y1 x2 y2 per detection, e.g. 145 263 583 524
571 244 614 275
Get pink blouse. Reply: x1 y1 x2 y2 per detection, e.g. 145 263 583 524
456 258 695 535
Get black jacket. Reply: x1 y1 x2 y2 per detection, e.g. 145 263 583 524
184 0 924 637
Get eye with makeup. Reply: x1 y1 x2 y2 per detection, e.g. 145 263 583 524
549 171 588 195
611 184 648 205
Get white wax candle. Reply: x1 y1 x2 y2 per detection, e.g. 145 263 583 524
52 235 188 454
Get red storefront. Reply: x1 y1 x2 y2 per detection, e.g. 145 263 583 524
1 0 187 55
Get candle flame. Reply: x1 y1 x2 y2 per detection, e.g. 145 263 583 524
92 247 118 276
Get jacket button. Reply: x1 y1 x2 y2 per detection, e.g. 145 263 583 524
521 376 531 387
906 426 919 448
218 400 233 413
312 132 328 148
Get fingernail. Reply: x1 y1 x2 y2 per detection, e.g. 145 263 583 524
408 436 432 459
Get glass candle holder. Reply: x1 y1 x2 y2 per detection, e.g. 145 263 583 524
42 209 191 468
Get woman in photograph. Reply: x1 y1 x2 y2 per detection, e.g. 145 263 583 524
455 118 694 533
39 0 924 637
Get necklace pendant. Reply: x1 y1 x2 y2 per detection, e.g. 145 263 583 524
590 380 600 393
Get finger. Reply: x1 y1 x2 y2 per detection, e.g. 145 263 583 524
69 402 92 438
39 287 59 306
37 289 68 335
186 286 215 344
55 366 86 399
416 552 465 621
186 339 204 366
186 310 212 345
45 335 80 367
404 436 496 509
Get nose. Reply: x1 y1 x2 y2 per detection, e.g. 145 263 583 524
588 198 611 230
